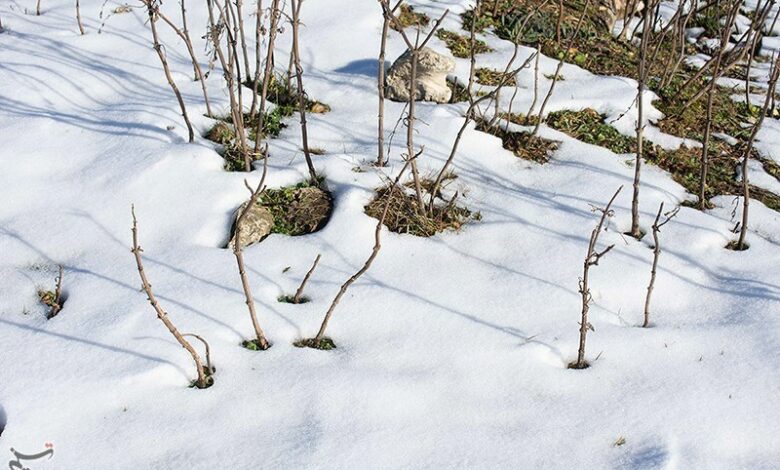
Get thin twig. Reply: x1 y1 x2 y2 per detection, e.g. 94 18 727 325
293 254 321 303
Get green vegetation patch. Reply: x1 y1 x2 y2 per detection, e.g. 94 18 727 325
652 76 758 142
475 67 516 86
259 178 333 236
436 29 492 58
545 109 780 211
392 3 430 31
547 109 635 154
475 119 558 163
293 337 337 350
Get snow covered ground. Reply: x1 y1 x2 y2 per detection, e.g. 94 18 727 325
1 0 779 468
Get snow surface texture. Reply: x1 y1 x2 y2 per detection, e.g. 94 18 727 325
1 0 779 468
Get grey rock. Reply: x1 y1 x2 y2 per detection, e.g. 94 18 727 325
231 202 274 248
385 47 455 103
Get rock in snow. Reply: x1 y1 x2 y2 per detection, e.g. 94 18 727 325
385 47 455 103
231 202 274 248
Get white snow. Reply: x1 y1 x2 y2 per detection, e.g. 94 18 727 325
0 0 779 469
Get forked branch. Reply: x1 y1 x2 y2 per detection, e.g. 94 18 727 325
131 206 211 388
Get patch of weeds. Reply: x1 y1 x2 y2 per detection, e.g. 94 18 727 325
544 73 563 80
245 73 330 118
643 144 780 212
547 109 635 154
364 184 475 237
542 109 780 211
252 108 288 139
645 144 734 198
691 3 730 38
446 78 470 103
221 142 263 172
391 3 430 31
475 67 516 86
206 108 289 150
501 112 541 126
436 29 492 58
476 119 558 163
461 0 683 80
188 366 215 389
652 76 755 142
37 290 63 319
278 294 310 304
293 337 336 350
259 178 333 236
204 121 234 144
750 185 780 212
496 4 590 45
460 0 515 32
403 171 459 197
241 339 272 351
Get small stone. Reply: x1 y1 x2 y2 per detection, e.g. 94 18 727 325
385 47 455 104
231 202 274 248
